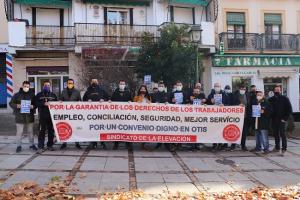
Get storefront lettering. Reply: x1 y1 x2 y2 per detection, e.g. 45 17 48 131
213 56 298 67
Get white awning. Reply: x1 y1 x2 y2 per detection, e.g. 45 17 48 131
257 68 298 78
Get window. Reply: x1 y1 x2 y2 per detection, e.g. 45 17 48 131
232 76 252 92
107 10 128 25
264 13 282 49
226 12 246 49
264 77 287 96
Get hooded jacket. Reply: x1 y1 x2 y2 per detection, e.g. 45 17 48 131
83 85 109 102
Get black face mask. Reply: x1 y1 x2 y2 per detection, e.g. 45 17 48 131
91 83 97 87
274 92 280 96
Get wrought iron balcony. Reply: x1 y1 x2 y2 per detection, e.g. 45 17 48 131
219 32 299 52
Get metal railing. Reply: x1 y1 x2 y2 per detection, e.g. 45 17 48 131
219 32 300 52
25 24 161 46
75 23 160 45
26 25 75 46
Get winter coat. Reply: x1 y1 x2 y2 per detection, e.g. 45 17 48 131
111 88 132 102
207 89 229 105
251 99 272 130
269 94 292 122
9 88 36 123
60 88 81 101
83 85 109 102
169 90 189 104
35 90 57 119
151 92 169 103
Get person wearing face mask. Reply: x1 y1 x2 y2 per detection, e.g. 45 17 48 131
207 83 229 150
268 85 292 153
60 79 82 150
250 90 272 154
35 81 58 153
10 81 37 153
232 85 251 151
111 80 132 150
170 81 189 104
152 81 168 103
83 78 109 150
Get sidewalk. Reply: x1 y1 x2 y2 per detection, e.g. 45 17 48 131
0 136 299 199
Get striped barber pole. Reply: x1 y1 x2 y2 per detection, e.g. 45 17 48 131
6 54 13 98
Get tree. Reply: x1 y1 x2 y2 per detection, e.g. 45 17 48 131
136 23 198 88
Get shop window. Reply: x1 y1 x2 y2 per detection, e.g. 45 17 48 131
263 77 287 96
232 76 251 92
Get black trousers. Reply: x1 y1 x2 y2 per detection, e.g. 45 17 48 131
240 118 250 149
272 120 287 150
38 116 54 149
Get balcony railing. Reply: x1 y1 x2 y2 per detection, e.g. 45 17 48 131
26 25 75 46
24 24 160 46
219 32 300 52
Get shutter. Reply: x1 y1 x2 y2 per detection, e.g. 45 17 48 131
227 12 245 25
129 8 133 26
264 13 282 25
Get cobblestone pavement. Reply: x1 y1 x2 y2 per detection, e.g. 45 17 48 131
0 136 299 198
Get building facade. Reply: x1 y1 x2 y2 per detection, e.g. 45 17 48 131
5 0 216 111
213 0 300 112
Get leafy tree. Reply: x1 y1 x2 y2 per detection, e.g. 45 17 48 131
136 23 198 88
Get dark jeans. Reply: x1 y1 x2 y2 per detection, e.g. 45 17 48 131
272 120 287 150
38 117 54 149
230 118 250 149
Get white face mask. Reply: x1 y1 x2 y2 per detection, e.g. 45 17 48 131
257 96 263 101
23 87 29 93
240 90 246 95
176 86 182 91
268 91 274 98
214 87 221 92
225 89 231 94
119 84 125 90
158 87 164 92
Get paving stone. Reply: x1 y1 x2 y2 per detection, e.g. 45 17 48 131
218 172 250 181
138 182 168 195
166 182 199 193
0 155 32 169
201 182 235 193
183 157 233 171
162 174 190 183
100 181 129 192
134 150 173 157
230 180 257 191
70 172 102 194
229 157 281 170
104 157 128 171
136 173 164 183
80 157 106 170
268 156 300 169
23 156 78 170
194 173 224 182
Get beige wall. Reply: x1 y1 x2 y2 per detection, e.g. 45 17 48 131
0 0 8 44
217 0 300 34
12 58 69 92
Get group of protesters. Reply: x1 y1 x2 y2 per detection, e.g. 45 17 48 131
10 78 292 154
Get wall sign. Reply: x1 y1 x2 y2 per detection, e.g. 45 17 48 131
213 55 300 67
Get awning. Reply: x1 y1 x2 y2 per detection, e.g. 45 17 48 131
15 0 71 8
258 68 297 78
82 0 150 6
169 0 208 6
227 12 245 25
264 13 282 25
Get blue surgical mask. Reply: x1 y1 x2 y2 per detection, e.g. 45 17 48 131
43 86 50 92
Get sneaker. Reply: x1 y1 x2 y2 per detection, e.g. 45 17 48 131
37 148 44 154
272 148 280 153
75 143 82 149
101 142 107 150
60 143 67 150
29 145 38 151
16 146 22 153
282 149 287 154
241 147 248 151
47 146 55 151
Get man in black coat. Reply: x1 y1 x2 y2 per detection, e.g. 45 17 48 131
60 78 82 150
10 81 37 153
151 81 168 103
35 80 58 153
83 79 109 149
232 85 252 151
269 85 292 153
111 80 132 150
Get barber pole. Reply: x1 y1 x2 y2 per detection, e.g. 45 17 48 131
6 54 13 98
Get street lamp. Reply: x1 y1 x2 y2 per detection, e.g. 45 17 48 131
189 25 202 83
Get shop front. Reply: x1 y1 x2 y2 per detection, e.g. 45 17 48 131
212 55 300 112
